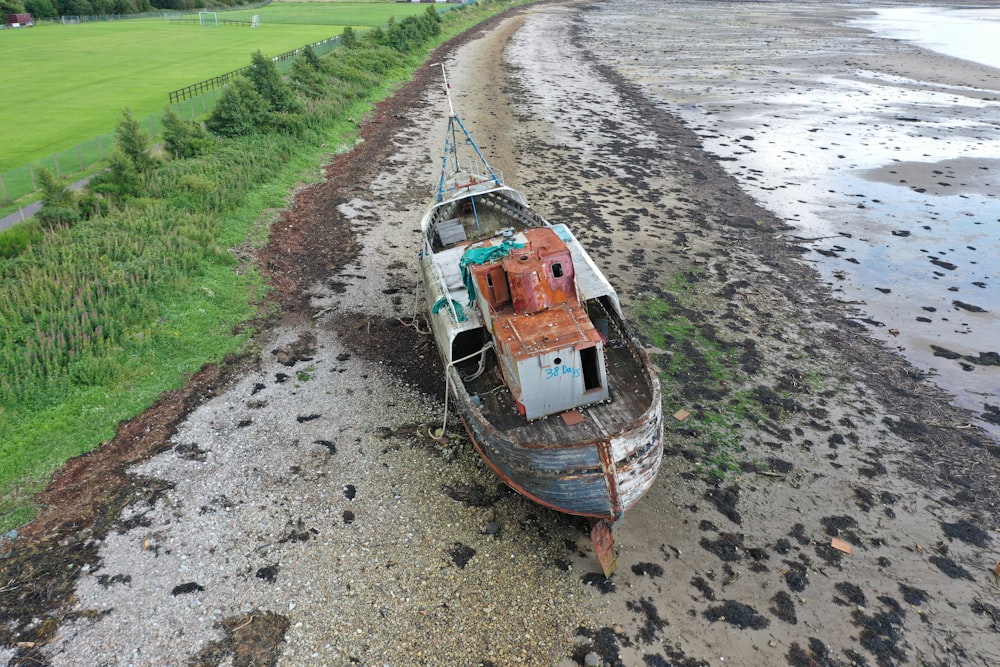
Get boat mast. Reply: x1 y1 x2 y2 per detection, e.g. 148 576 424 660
432 63 502 203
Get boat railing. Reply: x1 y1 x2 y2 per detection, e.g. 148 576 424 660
439 156 504 199
429 251 465 325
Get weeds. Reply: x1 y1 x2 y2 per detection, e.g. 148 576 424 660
636 274 763 479
0 0 533 531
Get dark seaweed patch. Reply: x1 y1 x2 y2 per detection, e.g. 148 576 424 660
821 515 860 544
442 482 502 507
190 610 290 667
929 554 972 580
782 559 809 592
690 576 716 601
773 538 793 555
770 590 797 624
766 457 794 474
314 439 336 454
899 584 928 606
171 581 204 596
631 562 664 578
96 573 131 587
702 600 769 630
582 573 617 594
448 542 476 569
854 487 876 512
941 519 991 547
787 638 839 667
705 484 743 526
626 597 668 643
699 532 746 562
256 564 279 583
834 581 866 606
572 626 628 667
970 599 1000 631
853 597 906 667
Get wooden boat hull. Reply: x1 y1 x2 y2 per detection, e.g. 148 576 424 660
449 361 663 518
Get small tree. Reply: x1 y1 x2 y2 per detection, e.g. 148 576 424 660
115 108 157 174
247 50 300 114
35 167 80 230
91 146 143 200
341 26 357 49
206 77 270 138
300 44 323 71
162 108 212 159
289 53 326 99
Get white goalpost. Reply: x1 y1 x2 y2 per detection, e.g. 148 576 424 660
198 11 218 27
251 15 260 28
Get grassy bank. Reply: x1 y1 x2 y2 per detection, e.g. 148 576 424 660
0 2 436 172
0 0 534 531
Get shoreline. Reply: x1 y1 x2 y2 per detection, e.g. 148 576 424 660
4 2 999 665
576 0 999 436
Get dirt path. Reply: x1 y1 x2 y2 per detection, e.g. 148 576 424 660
2 2 998 666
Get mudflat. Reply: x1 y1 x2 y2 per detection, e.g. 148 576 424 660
2 2 998 666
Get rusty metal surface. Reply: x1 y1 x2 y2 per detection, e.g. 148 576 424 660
591 519 619 578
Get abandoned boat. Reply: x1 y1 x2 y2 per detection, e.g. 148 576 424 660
419 66 663 575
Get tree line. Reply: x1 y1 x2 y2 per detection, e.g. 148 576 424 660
2 0 253 21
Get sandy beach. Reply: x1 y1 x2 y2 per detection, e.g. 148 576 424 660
3 2 999 666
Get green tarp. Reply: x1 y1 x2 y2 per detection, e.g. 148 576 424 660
458 239 525 305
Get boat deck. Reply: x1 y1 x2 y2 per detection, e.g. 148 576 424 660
458 322 653 448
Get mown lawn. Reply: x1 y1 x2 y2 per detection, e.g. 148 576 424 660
0 2 434 171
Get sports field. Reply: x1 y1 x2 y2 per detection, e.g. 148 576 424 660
0 2 435 172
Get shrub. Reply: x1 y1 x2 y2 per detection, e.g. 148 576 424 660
35 167 80 230
115 108 158 175
162 108 213 160
0 221 43 259
90 146 143 201
206 77 271 138
248 50 301 114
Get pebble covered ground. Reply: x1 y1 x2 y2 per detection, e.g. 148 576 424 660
3 2 999 666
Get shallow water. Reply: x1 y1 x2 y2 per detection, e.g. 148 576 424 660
579 0 999 434
856 6 1000 70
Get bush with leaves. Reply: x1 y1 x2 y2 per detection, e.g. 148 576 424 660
162 108 213 159
340 26 358 48
289 51 326 100
248 50 301 114
35 167 80 230
115 108 157 174
205 76 271 138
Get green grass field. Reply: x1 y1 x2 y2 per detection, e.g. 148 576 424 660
0 2 435 173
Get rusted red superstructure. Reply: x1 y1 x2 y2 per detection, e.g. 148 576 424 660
467 228 610 420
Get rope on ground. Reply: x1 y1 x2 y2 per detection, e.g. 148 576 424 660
430 341 495 440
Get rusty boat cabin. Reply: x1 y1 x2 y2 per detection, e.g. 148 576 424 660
419 169 662 520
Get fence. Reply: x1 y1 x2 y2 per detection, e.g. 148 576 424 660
0 32 342 214
168 34 343 105
1 2 466 216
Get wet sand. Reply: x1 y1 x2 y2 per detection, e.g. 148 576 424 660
12 2 1000 666
577 0 999 435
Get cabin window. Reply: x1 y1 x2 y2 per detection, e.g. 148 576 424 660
486 274 494 288
552 263 564 278
581 346 602 391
